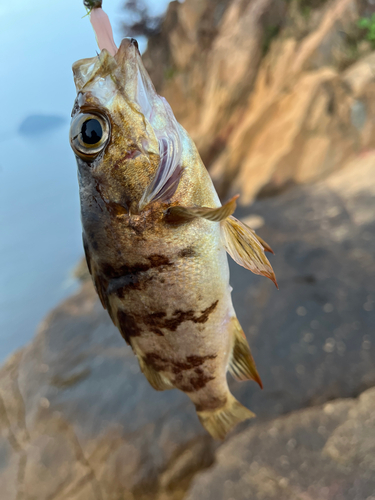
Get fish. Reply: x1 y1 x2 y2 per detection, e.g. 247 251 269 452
70 2 277 440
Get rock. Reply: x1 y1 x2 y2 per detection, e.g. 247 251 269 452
186 387 375 500
144 0 375 202
0 282 216 500
0 149 374 498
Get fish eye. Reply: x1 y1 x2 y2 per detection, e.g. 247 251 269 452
70 112 109 159
82 119 102 144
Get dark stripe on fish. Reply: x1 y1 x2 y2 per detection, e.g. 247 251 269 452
117 310 142 344
108 273 152 295
114 300 218 342
101 254 172 279
143 352 217 374
178 247 196 258
143 300 219 332
99 254 173 298
174 371 215 392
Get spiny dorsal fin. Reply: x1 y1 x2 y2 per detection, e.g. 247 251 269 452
228 317 263 388
166 195 239 223
221 216 278 288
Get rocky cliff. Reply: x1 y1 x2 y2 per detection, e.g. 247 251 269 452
1 0 375 498
144 0 375 202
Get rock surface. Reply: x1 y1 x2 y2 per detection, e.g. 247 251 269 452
0 284 215 500
186 388 375 500
144 0 375 202
0 151 374 499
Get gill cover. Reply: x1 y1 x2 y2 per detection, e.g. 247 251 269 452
137 71 183 210
71 5 182 210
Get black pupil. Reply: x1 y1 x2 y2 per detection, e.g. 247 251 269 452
81 119 103 145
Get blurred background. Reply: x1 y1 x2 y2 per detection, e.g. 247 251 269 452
0 0 169 361
1 0 375 499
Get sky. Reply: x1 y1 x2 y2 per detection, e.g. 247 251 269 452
0 0 171 362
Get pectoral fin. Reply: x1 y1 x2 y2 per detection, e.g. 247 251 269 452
228 317 263 388
166 195 239 223
249 230 274 254
221 216 278 288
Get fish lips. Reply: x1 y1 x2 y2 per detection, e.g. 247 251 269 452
72 38 153 106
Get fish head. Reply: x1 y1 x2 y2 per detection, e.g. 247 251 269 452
70 38 182 214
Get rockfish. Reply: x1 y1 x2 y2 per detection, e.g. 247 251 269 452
70 3 277 439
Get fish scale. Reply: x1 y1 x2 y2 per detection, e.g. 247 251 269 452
69 4 277 439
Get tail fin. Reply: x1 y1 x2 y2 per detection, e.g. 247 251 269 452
197 394 255 440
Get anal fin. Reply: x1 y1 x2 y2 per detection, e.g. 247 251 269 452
166 195 239 223
197 393 255 440
229 318 263 389
138 357 174 391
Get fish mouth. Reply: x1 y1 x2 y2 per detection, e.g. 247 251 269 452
72 37 164 126
72 37 141 96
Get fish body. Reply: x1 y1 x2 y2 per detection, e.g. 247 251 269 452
70 15 276 439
